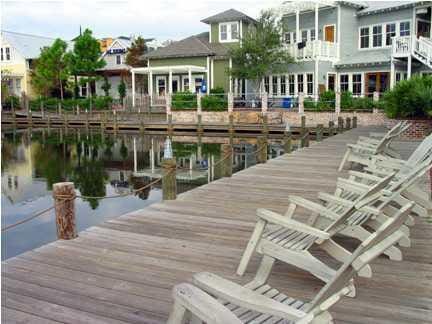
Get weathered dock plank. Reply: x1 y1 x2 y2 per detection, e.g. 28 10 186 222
2 126 431 324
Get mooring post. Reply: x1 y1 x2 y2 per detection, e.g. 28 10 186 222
221 144 233 177
28 109 33 127
352 116 358 128
316 123 323 142
328 120 335 136
114 110 118 132
283 131 292 154
53 182 77 240
229 113 234 136
162 158 177 200
262 113 269 135
257 136 268 163
338 116 344 133
197 114 203 134
301 129 310 148
300 115 306 147
345 117 351 130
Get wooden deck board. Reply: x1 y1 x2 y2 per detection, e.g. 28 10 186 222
2 126 432 324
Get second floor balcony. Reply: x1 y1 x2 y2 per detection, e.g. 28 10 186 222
285 40 339 62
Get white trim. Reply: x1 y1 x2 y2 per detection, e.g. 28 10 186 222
229 58 233 92
323 24 336 42
219 21 240 43
206 56 210 94
337 5 341 58
210 59 214 89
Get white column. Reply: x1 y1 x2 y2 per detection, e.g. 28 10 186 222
133 137 137 173
131 71 136 107
407 55 412 79
314 3 319 102
149 71 153 103
211 59 214 89
337 5 341 59
390 57 395 89
151 138 155 173
229 58 233 93
188 67 192 92
168 69 173 93
295 10 300 59
314 3 319 43
314 60 319 101
206 56 210 94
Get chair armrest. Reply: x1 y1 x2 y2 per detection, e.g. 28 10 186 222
193 272 313 323
369 131 386 138
347 143 376 154
358 136 380 143
287 196 343 223
170 283 242 324
348 170 383 182
257 208 330 240
318 192 380 216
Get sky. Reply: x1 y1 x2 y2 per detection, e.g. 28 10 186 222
1 0 281 41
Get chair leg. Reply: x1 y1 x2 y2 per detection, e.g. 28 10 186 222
338 148 352 172
340 226 403 261
366 220 411 247
237 219 266 276
167 301 188 324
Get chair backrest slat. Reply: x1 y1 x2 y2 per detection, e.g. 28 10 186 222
375 121 408 152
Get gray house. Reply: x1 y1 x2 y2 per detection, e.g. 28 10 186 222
265 0 432 99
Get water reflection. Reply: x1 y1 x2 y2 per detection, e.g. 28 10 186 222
1 129 287 260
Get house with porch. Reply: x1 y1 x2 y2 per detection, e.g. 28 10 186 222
130 1 432 107
130 9 256 106
267 0 432 100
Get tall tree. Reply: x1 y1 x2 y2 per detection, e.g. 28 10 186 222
66 28 106 98
31 39 69 99
228 10 294 93
125 36 148 67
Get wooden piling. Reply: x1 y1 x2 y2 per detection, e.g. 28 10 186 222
229 113 234 136
168 114 173 136
352 116 357 128
262 114 269 135
316 124 323 142
197 114 203 134
162 158 177 200
328 121 335 136
345 117 351 130
283 131 292 154
53 182 77 240
221 144 233 177
338 117 344 133
257 137 267 163
28 110 33 127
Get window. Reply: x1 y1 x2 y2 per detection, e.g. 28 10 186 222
284 33 291 44
81 84 87 97
301 30 308 42
1 48 3 61
297 74 304 94
352 74 362 96
385 23 396 45
288 75 295 95
396 72 408 82
340 74 349 92
4 47 10 60
219 22 239 42
360 27 369 48
372 25 382 47
328 74 336 91
264 76 269 93
306 73 313 95
280 75 286 95
157 77 166 96
272 76 278 95
116 55 121 65
183 77 189 91
194 77 203 93
15 79 21 93
400 21 410 36
310 29 316 41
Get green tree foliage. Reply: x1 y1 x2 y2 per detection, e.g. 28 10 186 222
125 36 148 67
118 80 126 100
228 10 294 93
31 39 69 99
101 77 111 96
383 75 432 118
66 28 106 98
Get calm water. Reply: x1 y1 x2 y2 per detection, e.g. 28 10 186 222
1 129 286 260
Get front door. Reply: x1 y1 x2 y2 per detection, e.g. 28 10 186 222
365 72 389 95
324 25 335 43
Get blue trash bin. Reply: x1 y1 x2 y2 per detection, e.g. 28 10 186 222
282 97 292 109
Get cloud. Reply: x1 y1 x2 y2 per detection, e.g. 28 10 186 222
1 0 280 41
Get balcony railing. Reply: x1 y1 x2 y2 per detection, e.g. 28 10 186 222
392 36 411 57
285 40 339 62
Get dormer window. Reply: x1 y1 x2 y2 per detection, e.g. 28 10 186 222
219 22 239 42
116 55 121 65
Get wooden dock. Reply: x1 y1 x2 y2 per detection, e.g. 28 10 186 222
2 126 431 324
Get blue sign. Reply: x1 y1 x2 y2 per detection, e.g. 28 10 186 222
200 79 207 93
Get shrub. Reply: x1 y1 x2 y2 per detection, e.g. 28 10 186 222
303 99 316 110
202 88 227 111
383 75 432 118
340 91 353 109
172 91 197 110
351 97 374 110
3 96 20 110
316 91 335 110
93 96 113 110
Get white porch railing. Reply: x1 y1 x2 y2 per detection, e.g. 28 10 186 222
414 36 432 66
285 40 338 61
392 36 411 57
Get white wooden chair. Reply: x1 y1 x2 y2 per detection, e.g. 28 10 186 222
167 203 414 324
338 122 410 171
236 174 396 282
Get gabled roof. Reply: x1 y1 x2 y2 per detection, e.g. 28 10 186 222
201 9 256 24
1 30 63 59
356 1 420 16
142 32 228 60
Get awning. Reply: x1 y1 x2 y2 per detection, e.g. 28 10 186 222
131 65 207 75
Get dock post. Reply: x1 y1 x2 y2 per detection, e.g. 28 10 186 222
300 115 306 147
197 114 203 135
114 110 118 132
162 158 177 200
262 114 269 135
337 116 344 133
257 136 267 163
316 124 323 142
352 116 357 128
28 110 33 127
168 114 173 136
345 117 351 130
229 113 234 136
328 121 335 136
53 182 77 240
283 131 292 154
221 144 233 177
301 129 310 148
58 102 62 116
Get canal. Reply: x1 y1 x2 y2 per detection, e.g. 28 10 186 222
1 129 292 260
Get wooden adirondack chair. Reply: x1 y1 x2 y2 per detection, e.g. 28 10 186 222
236 174 397 283
167 203 414 324
316 157 432 255
338 121 410 171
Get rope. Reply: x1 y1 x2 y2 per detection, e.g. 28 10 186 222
1 206 56 232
